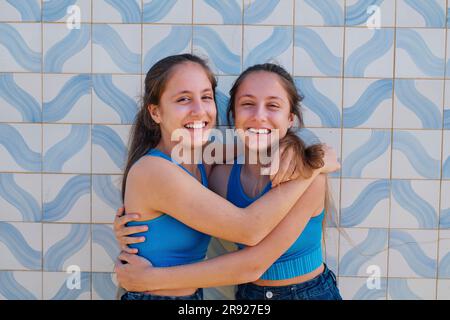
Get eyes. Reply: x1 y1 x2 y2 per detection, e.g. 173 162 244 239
239 101 280 109
176 95 213 103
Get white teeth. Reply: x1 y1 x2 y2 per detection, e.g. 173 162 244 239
185 122 206 129
248 128 270 134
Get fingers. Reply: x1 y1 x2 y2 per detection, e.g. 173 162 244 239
118 225 148 237
115 206 125 218
122 245 138 254
114 213 140 232
121 236 146 245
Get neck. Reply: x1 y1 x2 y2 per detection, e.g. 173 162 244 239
156 136 203 165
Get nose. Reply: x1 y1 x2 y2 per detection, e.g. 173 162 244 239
250 103 268 123
189 98 207 117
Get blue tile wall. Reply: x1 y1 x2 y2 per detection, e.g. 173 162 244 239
0 0 448 300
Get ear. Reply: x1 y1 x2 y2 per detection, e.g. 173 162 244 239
148 104 161 124
288 112 295 128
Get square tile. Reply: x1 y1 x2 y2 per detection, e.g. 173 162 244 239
194 25 242 75
92 272 119 300
443 131 450 179
388 229 438 278
0 0 41 22
345 0 395 27
244 0 294 25
92 24 141 74
0 124 41 172
444 80 450 129
244 25 292 72
0 73 42 123
194 0 242 24
344 28 394 78
441 181 450 228
43 223 91 272
295 77 342 128
43 0 91 22
295 0 345 26
143 25 192 73
0 173 41 222
43 74 91 123
0 23 41 72
295 26 343 77
0 271 42 300
392 130 441 179
342 129 391 178
390 180 440 229
387 278 436 300
338 276 387 300
340 179 390 228
92 175 122 224
437 279 450 299
92 74 140 124
0 222 41 270
92 125 130 174
43 271 91 300
343 78 392 128
395 28 446 78
43 174 91 223
93 0 141 23
43 23 91 73
143 0 192 23
339 228 388 277
92 224 120 272
43 124 91 173
393 79 444 129
438 230 450 278
396 0 446 28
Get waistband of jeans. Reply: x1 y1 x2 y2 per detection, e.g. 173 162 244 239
239 263 334 293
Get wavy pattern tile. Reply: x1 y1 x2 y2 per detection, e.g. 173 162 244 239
245 27 291 70
439 252 450 278
93 273 117 300
0 124 41 172
43 125 89 172
43 175 90 222
194 26 240 74
0 24 41 72
388 279 421 300
44 25 90 73
92 24 140 73
340 228 387 276
345 29 393 77
341 180 390 227
92 75 137 124
396 29 445 77
43 0 77 21
244 0 280 24
203 0 241 24
0 73 41 122
215 89 230 126
143 0 177 22
295 27 341 76
303 0 343 26
0 174 40 222
352 278 387 300
144 26 191 73
93 224 120 262
392 180 438 228
343 130 390 177
5 0 41 21
43 75 91 122
92 125 127 170
93 175 122 210
390 230 436 278
44 224 90 271
295 78 340 127
346 0 384 26
393 131 440 179
50 272 90 300
102 0 141 23
344 79 392 127
0 272 38 300
402 0 446 28
0 222 41 269
395 80 442 129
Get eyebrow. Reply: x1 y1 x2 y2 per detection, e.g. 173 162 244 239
238 94 284 101
172 88 212 97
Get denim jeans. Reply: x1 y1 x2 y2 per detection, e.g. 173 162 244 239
236 264 342 300
121 289 203 300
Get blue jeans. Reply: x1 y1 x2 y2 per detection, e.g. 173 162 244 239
236 264 342 300
121 289 203 300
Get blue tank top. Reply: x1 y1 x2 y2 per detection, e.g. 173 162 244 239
127 149 211 267
227 162 324 280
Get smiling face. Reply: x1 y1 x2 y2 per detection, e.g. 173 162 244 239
233 71 294 152
149 62 217 150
